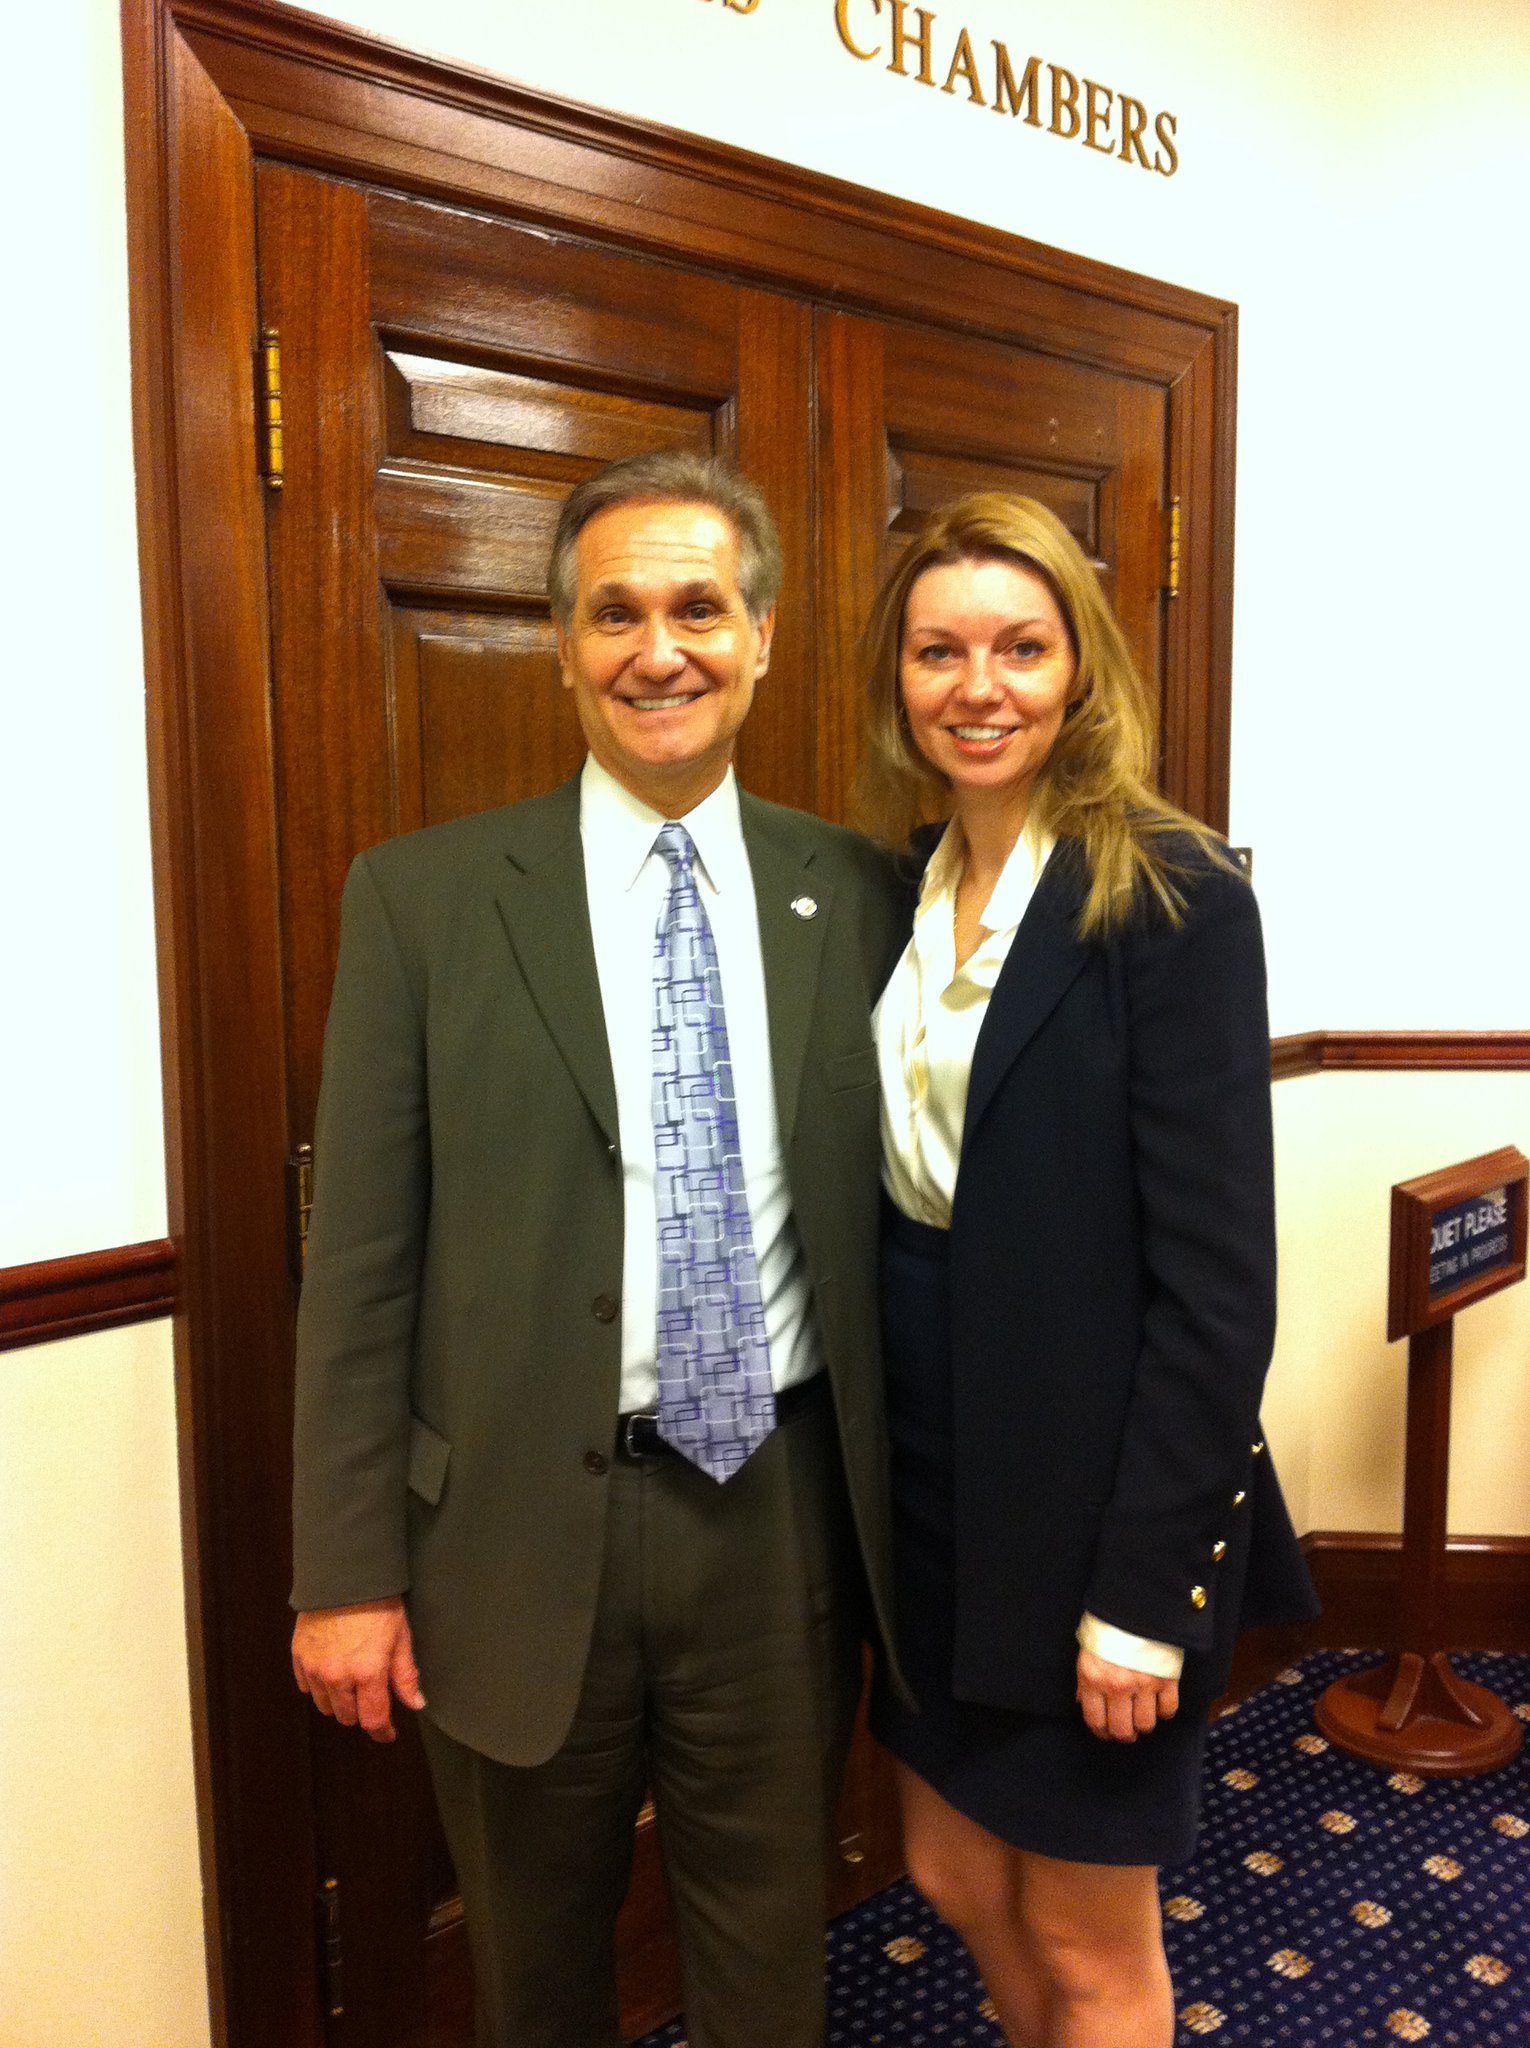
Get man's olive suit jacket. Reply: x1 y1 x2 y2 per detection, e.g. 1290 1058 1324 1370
291 775 905 1768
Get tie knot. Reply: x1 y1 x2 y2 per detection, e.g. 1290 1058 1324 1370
655 822 696 876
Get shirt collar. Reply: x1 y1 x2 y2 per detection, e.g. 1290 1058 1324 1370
917 813 1055 937
982 816 1055 935
578 753 747 895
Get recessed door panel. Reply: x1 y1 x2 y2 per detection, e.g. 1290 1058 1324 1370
815 309 1169 817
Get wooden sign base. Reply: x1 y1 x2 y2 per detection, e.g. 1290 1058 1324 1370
1313 1297 1524 1779
1315 1649 1522 1777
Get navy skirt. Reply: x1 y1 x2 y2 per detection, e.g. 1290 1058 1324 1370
868 1202 1207 1869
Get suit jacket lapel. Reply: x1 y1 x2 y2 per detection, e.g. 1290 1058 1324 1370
963 840 1093 1145
741 794 831 1151
492 777 620 1150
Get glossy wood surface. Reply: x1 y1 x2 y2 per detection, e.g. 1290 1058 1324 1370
1298 1533 1530 1654
1220 1531 1530 1716
1271 1031 1530 1082
1314 1324 1525 1777
1386 1146 1528 1344
0 1240 178 1350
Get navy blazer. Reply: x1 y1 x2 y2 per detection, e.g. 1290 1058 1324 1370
928 833 1317 1716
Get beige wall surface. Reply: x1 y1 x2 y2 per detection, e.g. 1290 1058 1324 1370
0 1321 210 2048
3 0 1526 2042
1266 1070 1530 1541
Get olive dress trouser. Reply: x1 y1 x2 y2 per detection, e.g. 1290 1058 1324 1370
419 1386 863 2048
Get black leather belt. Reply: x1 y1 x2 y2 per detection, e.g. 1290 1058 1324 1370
615 1374 826 1463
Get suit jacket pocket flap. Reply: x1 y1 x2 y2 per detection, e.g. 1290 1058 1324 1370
825 1046 879 1091
407 1415 451 1505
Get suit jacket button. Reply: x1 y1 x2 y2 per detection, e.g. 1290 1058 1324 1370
583 1449 609 1476
1212 1540 1228 1563
592 1294 619 1323
1251 1439 1265 1456
1190 1585 1207 1609
1232 1489 1247 1507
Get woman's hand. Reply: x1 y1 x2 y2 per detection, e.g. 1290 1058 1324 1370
1076 1648 1179 1742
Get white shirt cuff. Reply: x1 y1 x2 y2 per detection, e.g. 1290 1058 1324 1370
1076 1611 1185 1681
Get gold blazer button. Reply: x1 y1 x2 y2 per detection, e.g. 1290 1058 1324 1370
1190 1585 1207 1609
1212 1540 1228 1563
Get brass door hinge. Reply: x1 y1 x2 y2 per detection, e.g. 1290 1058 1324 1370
1164 494 1181 599
287 1142 314 1281
317 1876 344 2020
258 328 284 489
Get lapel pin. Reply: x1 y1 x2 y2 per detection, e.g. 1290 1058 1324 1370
790 895 818 920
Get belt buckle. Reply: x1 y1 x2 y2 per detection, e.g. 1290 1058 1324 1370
623 1411 658 1460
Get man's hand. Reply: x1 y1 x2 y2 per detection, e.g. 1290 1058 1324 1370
1076 1647 1179 1743
292 1597 425 1744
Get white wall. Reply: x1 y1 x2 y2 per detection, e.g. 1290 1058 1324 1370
2 0 166 1271
6 0 1528 2040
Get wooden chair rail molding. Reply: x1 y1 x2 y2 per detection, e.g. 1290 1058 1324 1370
0 1240 178 1352
1270 1031 1530 1081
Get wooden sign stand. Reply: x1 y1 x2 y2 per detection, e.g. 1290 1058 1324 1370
1314 1146 1528 1776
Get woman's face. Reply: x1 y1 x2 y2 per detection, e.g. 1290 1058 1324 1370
899 555 1076 812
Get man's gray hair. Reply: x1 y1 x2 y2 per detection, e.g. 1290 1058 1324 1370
547 451 783 627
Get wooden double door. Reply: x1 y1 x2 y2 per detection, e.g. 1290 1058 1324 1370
255 164 1173 2046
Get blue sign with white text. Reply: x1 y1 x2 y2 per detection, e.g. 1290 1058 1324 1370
1428 1188 1512 1298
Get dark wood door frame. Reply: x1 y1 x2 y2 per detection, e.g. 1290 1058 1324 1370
121 2 1239 2041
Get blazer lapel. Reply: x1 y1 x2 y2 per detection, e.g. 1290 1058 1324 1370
962 841 1093 1144
741 795 832 1151
492 778 620 1150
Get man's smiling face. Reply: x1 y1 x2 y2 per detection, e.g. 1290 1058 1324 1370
555 497 774 816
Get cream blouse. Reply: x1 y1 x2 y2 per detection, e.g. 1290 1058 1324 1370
873 818 1183 1682
875 817 1053 1230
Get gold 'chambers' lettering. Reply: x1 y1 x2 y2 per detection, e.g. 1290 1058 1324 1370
1154 110 1180 176
1049 65 1080 138
834 0 881 61
830 4 1180 177
992 44 1042 124
888 1 937 84
942 26 984 101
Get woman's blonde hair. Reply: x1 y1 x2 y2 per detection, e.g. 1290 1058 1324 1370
856 492 1232 937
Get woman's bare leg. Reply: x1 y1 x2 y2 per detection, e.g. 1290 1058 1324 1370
894 1762 1048 2046
1014 1851 1173 2048
893 1763 1174 2048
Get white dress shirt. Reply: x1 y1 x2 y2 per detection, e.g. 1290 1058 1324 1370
874 818 1183 1683
580 754 823 1415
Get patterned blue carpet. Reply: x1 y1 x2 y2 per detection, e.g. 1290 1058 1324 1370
638 1650 1529 2046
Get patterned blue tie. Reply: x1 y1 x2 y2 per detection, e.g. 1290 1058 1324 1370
651 822 776 1482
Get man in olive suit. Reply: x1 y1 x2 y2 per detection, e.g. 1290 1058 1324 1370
290 451 903 2048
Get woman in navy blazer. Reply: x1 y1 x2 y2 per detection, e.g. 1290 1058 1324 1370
861 494 1316 2047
